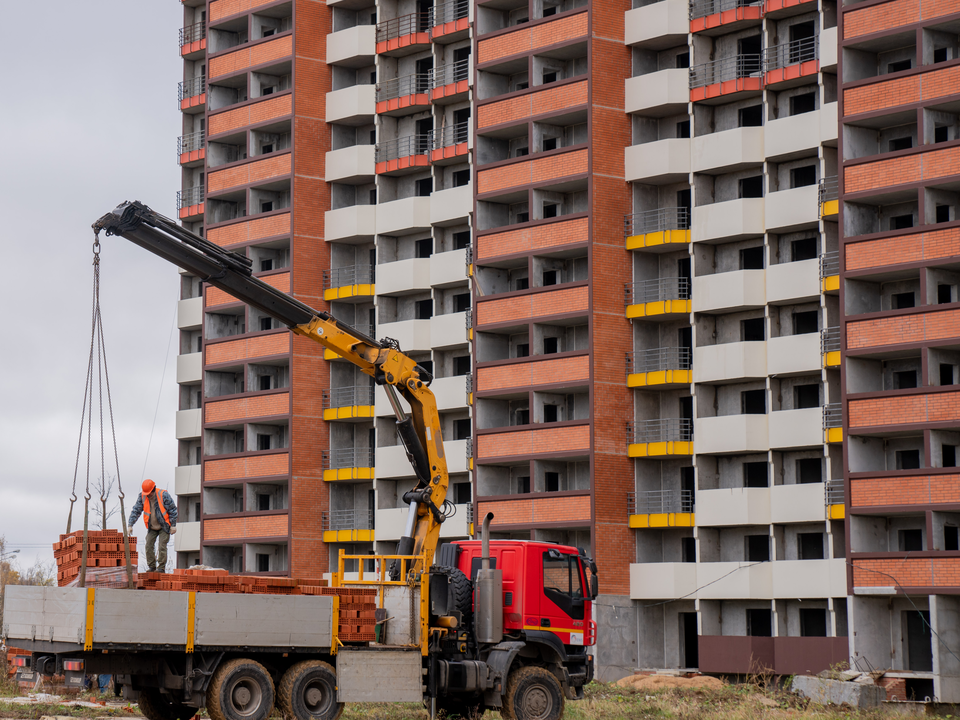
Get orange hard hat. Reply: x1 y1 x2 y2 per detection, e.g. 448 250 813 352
142 479 156 493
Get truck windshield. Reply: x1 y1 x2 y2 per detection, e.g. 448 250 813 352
543 551 584 601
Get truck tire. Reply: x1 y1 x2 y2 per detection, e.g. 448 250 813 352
502 666 564 720
277 660 342 720
137 689 197 720
431 565 472 622
206 658 275 720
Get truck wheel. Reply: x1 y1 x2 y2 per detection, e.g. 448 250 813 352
137 689 197 720
502 666 564 720
207 658 275 720
277 660 342 720
430 565 473 622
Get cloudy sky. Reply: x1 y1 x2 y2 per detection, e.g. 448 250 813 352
0 3 184 568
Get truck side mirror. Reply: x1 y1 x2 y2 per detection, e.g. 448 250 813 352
590 575 598 599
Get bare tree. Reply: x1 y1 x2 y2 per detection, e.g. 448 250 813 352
95 474 120 531
0 536 54 636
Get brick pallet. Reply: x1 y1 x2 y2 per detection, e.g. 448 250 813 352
54 530 138 587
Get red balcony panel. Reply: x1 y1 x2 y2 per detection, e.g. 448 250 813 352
433 16 470 39
431 142 469 163
180 38 207 57
764 0 814 12
179 148 206 166
431 80 469 102
181 93 206 112
377 32 430 55
376 93 430 115
375 154 430 175
690 5 762 33
765 59 818 86
773 638 849 676
698 636 775 674
179 202 205 220
690 77 762 102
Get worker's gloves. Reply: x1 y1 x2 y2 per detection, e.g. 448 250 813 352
170 526 177 535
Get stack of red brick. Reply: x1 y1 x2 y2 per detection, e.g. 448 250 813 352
5 647 26 679
330 587 377 641
136 568 331 594
54 530 138 586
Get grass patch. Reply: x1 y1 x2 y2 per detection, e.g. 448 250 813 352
0 702 138 719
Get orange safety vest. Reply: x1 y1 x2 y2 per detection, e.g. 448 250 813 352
142 489 171 529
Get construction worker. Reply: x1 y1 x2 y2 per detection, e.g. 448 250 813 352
128 479 178 572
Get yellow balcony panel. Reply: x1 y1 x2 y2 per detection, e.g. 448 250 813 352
828 504 845 520
825 427 843 444
629 512 695 529
323 283 375 302
323 529 375 543
323 466 375 482
626 299 691 320
822 275 839 293
323 405 375 421
628 441 693 458
626 229 691 252
820 200 838 219
823 351 841 368
627 369 692 388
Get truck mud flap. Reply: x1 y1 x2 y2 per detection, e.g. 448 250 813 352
336 648 424 703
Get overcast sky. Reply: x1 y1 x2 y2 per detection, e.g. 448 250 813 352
0 3 184 568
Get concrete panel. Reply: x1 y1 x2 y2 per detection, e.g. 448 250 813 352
431 185 472 226
326 25 376 67
769 483 825 524
768 407 823 449
630 562 698 600
765 111 822 161
376 258 431 296
693 269 766 313
820 27 838 71
325 205 377 243
697 561 773 599
325 85 375 124
377 197 431 235
791 675 884 709
381 585 421 646
767 333 820 376
177 352 202 385
625 138 690 184
325 145 375 184
175 464 202 496
625 69 689 116
594 594 637 682
174 521 201 553
442 502 471 537
696 487 772 526
692 127 764 174
445 439 469 474
377 319 431 351
178 297 203 330
693 341 767 383
695 414 770 454
765 185 820 232
92 590 189 645
625 0 688 48
766 258 819 304
375 507 409 541
820 102 838 143
4 586 87 645
194 594 333 647
771 559 847 599
429 248 468 288
337 648 423 702
691 198 765 243
175 408 202 440
430 375 468 411
430 312 469 350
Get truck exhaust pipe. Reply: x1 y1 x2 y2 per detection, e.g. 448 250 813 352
475 513 503 644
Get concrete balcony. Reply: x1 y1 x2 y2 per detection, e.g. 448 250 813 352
430 375 469 411
325 145 375 184
431 185 472 226
692 269 765 313
697 561 772 599
445 439 469 473
624 0 688 49
177 351 202 384
430 248 468 288
629 562 698 600
625 139 691 184
694 414 769 454
771 559 847 599
325 205 377 243
820 27 837 71
691 198 765 243
769 482 825 525
178 296 203 330
765 110 822 161
767 332 820 376
430 312 469 350
325 84 376 125
625 69 689 116
375 439 468 475
765 185 819 233
376 318 431 352
375 258 431 295
376 503 470 542
697 487 771 526
766 257 819 305
175 408 202 440
376 196 431 235
326 25 376 67
174 521 201 553
691 127 764 175
820 102 838 145
174 464 202 496
768 406 823 449
693 341 767 383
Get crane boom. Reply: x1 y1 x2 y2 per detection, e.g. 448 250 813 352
93 201 449 575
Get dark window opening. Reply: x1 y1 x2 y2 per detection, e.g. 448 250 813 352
195 501 201 520
416 177 433 196
904 611 933 672
794 310 819 335
257 554 270 572
545 472 560 492
739 175 764 198
415 299 433 319
543 404 559 423
894 370 918 389
257 434 271 451
543 270 558 286
747 609 772 636
260 259 274 272
676 52 690 68
744 461 769 488
893 291 915 309
795 383 820 409
515 408 529 425
259 375 271 391
418 360 433 375
676 120 691 138
515 278 529 290
941 363 955 385
790 92 816 116
797 458 822 484
738 105 763 127
454 482 471 504
543 203 559 218
454 418 471 440
542 71 558 84
260 201 273 213
800 608 828 637
945 525 959 551
518 476 530 494
514 146 529 157
370 189 377 204
935 47 949 63
516 212 529 223
257 494 270 512
543 4 557 15
745 536 770 563
938 284 953 304
742 317 765 342
740 246 764 269
453 293 471 313
935 125 949 143
899 528 924 551
897 449 921 470
888 59 912 73
943 444 956 468
515 343 530 357
453 355 471 376
543 137 559 151
791 166 817 188
799 532 825 560
889 136 912 152
937 205 951 223
742 389 766 414
262 143 274 154
416 238 433 258
891 214 914 230
543 337 559 354
260 317 272 332
792 237 818 261
453 169 471 187
453 231 471 250
681 537 696 563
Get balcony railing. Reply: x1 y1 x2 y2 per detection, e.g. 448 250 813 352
465 308 473 329
627 418 693 444
625 207 690 237
465 244 473 274
821 327 840 354
465 372 474 394
690 54 762 89
820 251 839 279
323 385 376 409
690 0 761 19
823 402 842 429
322 448 376 470
433 59 470 88
323 264 375 290
178 130 206 155
376 134 433 163
624 277 691 306
465 436 473 460
818 176 838 204
628 489 695 515
180 21 207 46
465 502 474 523
825 478 844 506
433 121 470 148
377 73 432 102
377 12 432 43
627 347 692 375
764 36 817 71
433 0 470 25
322 509 375 531
179 76 206 101
177 186 205 209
